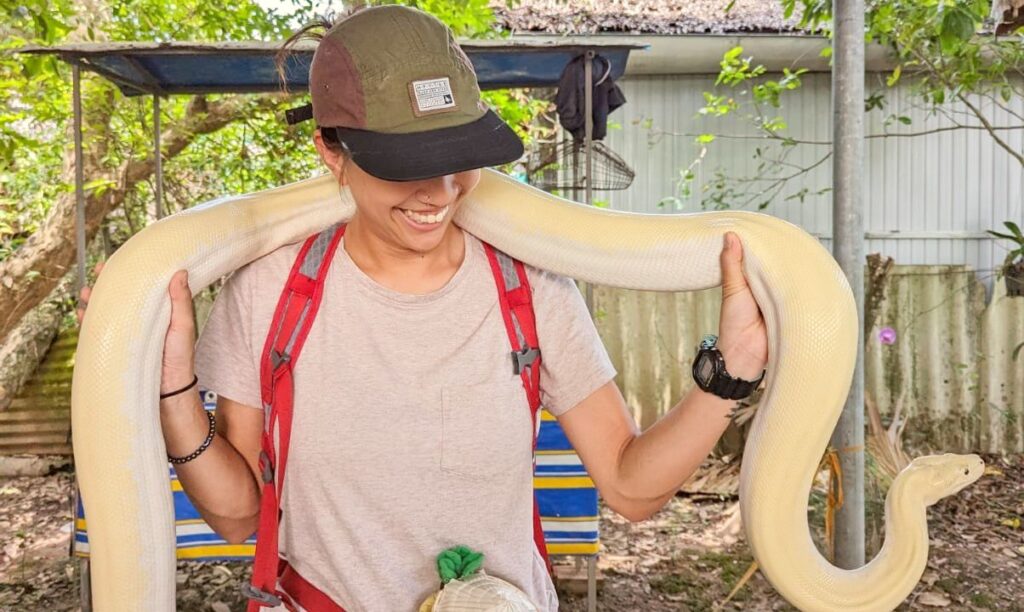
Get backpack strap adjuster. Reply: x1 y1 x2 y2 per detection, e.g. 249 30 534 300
512 346 541 375
258 450 274 484
241 583 283 607
270 349 290 371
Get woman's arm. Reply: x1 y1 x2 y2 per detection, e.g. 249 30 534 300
558 232 768 522
162 393 264 544
557 366 756 522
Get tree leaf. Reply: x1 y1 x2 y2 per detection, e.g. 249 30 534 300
918 591 951 607
886 65 902 87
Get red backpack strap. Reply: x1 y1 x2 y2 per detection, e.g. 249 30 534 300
245 223 346 610
482 243 551 573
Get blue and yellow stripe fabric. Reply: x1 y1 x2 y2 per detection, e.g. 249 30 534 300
534 409 600 556
75 397 600 558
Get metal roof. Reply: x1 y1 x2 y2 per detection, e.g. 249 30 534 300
19 40 644 96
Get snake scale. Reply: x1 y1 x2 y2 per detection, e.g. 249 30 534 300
72 169 984 611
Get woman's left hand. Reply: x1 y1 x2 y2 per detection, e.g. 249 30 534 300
716 232 768 380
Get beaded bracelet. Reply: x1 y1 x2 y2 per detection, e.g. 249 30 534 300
168 410 216 465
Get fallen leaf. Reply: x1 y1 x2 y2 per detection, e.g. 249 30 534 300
918 591 952 607
210 602 230 612
921 569 939 586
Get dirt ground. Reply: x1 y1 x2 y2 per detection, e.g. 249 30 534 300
1 454 1021 611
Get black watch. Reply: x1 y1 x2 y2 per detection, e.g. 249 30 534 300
692 334 765 400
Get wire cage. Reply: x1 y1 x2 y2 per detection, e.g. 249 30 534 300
528 139 635 192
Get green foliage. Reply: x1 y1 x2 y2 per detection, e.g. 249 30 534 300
375 0 499 38
783 0 1021 111
987 221 1024 266
674 0 1024 211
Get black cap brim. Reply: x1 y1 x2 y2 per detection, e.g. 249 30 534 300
330 109 524 182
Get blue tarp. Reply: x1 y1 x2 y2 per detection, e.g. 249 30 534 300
20 41 642 96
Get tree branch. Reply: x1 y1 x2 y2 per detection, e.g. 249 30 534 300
0 93 282 345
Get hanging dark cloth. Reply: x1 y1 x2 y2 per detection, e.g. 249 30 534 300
555 53 626 142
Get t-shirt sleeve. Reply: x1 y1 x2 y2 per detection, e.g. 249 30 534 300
529 268 617 417
195 265 263 409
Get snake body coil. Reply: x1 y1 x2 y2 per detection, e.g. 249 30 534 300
73 170 984 611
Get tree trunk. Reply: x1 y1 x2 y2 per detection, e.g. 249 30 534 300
0 94 278 346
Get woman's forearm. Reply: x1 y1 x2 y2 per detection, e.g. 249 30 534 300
612 350 763 521
159 393 261 543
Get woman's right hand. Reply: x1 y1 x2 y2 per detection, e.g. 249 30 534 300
77 265 197 397
161 270 197 396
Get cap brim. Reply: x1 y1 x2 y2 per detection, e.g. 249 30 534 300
332 110 524 182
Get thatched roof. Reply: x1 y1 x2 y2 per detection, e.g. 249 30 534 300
493 0 804 35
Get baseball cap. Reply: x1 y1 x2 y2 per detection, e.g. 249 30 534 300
287 6 524 182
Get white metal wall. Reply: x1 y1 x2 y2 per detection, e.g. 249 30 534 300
601 73 1024 288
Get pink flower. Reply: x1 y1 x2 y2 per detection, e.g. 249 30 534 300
879 327 897 345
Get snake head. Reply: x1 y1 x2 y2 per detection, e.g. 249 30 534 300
906 453 985 507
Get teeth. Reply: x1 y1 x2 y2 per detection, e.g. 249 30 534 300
400 206 448 225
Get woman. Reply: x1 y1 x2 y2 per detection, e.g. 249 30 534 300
79 6 767 611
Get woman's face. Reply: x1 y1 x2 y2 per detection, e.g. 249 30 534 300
314 130 481 255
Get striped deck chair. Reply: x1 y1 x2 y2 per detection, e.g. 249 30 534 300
76 392 600 610
534 408 600 610
74 390 257 562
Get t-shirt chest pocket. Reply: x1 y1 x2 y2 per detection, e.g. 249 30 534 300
441 380 534 479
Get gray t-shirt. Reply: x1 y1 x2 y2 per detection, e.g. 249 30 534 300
195 229 616 611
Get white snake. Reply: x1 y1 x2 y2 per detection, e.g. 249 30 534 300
73 170 985 611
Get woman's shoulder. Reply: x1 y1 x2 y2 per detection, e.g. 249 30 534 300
463 231 577 297
223 239 307 290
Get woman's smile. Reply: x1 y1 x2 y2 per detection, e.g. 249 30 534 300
396 204 450 230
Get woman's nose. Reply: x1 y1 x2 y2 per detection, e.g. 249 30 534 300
415 174 460 205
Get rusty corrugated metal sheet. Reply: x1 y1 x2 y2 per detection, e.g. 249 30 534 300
590 272 1023 453
0 328 76 455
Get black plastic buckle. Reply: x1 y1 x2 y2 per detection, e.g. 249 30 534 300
284 103 313 126
258 450 274 484
241 583 282 607
512 346 540 375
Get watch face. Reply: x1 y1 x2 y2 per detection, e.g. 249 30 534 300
696 352 715 385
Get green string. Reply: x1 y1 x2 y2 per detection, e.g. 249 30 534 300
436 545 485 584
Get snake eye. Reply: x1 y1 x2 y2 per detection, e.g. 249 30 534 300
963 468 970 476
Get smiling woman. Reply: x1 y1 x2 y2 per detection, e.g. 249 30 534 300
156 6 582 610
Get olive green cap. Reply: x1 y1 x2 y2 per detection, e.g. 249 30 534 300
304 5 523 181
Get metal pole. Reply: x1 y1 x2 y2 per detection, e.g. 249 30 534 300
583 50 595 315
73 63 86 296
154 95 164 219
72 62 91 610
831 0 866 569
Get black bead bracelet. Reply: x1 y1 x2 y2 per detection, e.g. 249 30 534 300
168 410 216 465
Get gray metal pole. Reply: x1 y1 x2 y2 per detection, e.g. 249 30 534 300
154 95 163 219
831 0 866 569
72 62 91 610
72 63 86 296
583 51 595 315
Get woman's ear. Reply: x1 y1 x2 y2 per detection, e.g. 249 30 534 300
313 129 348 185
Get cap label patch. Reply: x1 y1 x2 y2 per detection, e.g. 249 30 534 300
409 77 457 117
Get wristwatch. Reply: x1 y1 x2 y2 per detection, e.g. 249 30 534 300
692 334 765 400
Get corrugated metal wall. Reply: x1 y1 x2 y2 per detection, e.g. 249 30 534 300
600 73 1024 292
589 274 1023 454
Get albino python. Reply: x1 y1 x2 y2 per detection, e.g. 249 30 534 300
73 169 984 611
